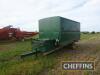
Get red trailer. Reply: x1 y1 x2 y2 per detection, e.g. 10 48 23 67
15 30 38 40
0 29 10 40
0 26 15 40
0 25 38 40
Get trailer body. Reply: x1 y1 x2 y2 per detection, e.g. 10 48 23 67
32 16 80 52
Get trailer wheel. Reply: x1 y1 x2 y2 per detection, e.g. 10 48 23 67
68 42 75 49
16 37 24 41
54 39 59 47
22 38 25 41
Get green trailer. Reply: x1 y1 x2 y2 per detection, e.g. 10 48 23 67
33 16 80 52
21 16 80 57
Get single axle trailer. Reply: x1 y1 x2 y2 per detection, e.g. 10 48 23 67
21 16 80 58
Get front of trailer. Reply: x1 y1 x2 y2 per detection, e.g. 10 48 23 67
31 16 61 53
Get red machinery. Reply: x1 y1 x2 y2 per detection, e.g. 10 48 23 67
0 25 38 40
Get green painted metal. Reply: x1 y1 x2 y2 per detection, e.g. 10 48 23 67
39 17 60 40
60 17 80 46
32 16 80 52
32 39 56 52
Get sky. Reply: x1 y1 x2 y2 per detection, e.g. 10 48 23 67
0 0 100 32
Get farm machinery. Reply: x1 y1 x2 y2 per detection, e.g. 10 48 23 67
0 25 38 40
21 16 80 57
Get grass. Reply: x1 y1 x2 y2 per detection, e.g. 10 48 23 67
81 33 100 40
0 39 57 75
0 40 31 61
0 55 56 75
0 33 100 75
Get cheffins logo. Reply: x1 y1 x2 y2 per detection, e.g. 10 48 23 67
62 61 95 70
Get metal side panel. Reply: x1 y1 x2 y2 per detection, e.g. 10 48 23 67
60 32 80 45
39 16 61 40
60 17 80 32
